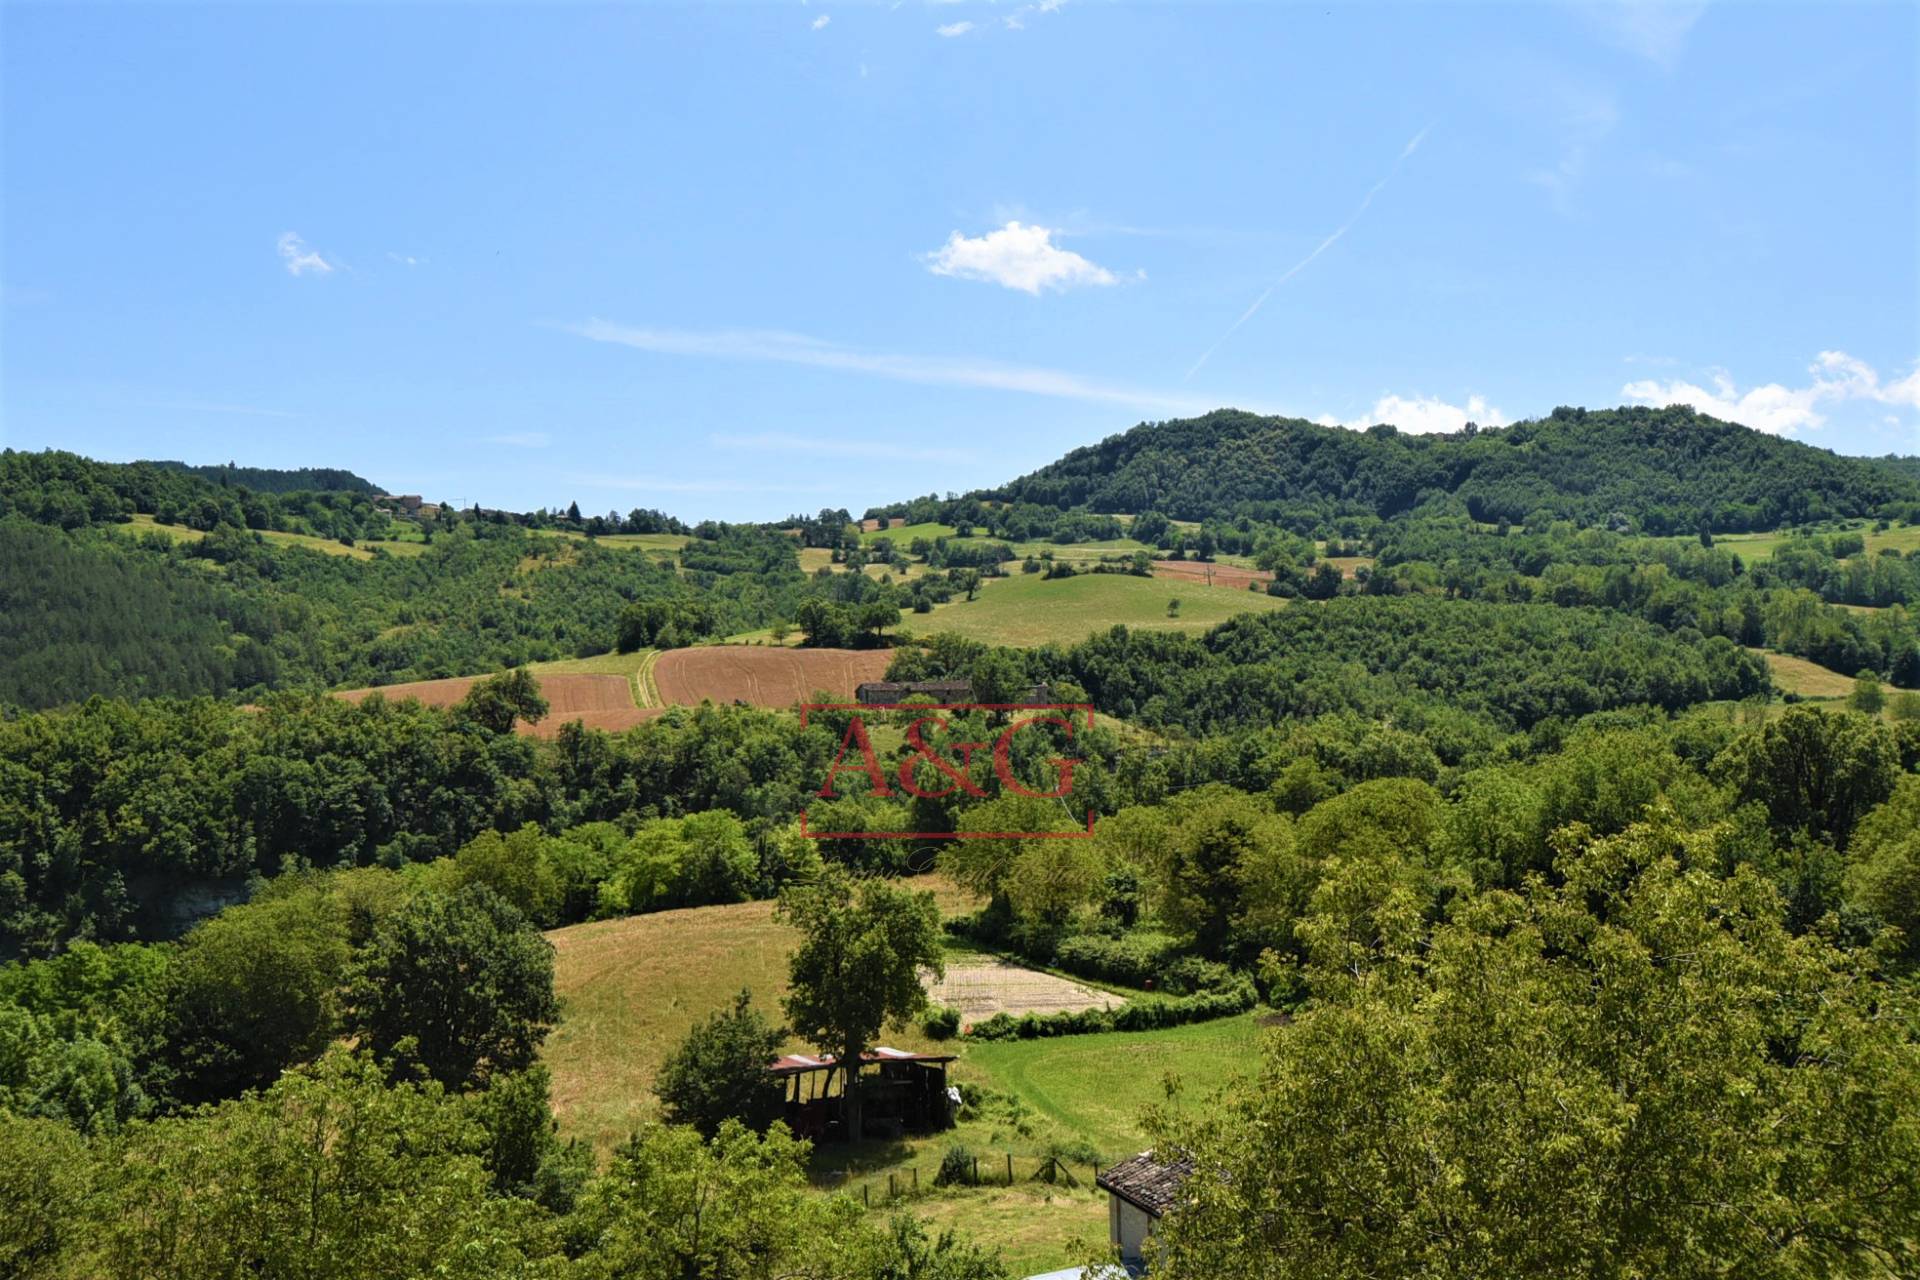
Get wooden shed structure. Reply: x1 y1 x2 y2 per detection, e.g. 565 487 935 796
769 1046 957 1142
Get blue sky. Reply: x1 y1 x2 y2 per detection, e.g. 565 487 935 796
3 1 1915 521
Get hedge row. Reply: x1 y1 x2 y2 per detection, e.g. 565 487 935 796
1050 933 1234 995
964 981 1257 1042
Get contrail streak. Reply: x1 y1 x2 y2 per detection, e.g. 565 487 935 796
1184 125 1432 382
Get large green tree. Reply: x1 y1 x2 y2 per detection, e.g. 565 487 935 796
1147 815 1920 1278
776 869 943 1141
347 884 558 1089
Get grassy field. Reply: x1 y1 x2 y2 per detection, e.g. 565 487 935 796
831 1015 1264 1273
536 530 690 558
543 881 983 1152
903 570 1287 647
861 521 957 546
527 648 661 707
540 884 1262 1274
1672 520 1920 560
1754 648 1862 700
121 513 429 559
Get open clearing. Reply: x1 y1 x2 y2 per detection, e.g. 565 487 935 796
653 645 892 708
1152 559 1273 589
860 521 957 546
926 958 1124 1026
1753 649 1859 699
544 882 981 1151
906 570 1287 647
541 888 1258 1274
1669 521 1920 561
119 513 428 560
335 672 658 736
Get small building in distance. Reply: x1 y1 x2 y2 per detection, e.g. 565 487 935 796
853 679 1053 706
1096 1151 1194 1269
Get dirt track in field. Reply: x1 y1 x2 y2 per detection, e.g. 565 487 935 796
924 959 1125 1026
335 673 661 737
1151 559 1273 589
652 646 893 709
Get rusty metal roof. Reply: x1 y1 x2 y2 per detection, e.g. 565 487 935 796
768 1045 957 1076
1096 1151 1193 1217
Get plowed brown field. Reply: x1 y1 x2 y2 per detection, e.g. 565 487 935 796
336 673 660 737
653 646 893 708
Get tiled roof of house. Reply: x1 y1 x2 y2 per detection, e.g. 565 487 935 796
1096 1151 1193 1218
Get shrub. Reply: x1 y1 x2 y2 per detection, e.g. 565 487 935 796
1051 931 1178 988
922 1004 961 1040
934 1142 975 1187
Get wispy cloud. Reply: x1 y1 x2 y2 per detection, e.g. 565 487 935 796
1184 124 1433 380
140 399 300 419
936 21 973 38
811 13 830 30
1317 393 1509 435
569 320 1208 414
1522 77 1620 215
712 431 974 464
486 432 551 448
1574 1 1709 69
277 232 334 277
386 252 425 267
571 474 845 495
1622 350 1920 436
923 221 1130 294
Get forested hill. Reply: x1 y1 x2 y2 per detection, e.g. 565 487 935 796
992 405 1920 533
1872 454 1920 483
145 459 382 495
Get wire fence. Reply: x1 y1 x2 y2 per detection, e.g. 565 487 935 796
819 1150 1110 1210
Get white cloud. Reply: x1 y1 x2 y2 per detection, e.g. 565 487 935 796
568 320 1207 414
1322 394 1510 435
935 21 973 37
486 432 551 448
811 13 830 30
277 232 333 276
1621 350 1920 436
922 221 1122 294
386 252 424 267
713 431 973 464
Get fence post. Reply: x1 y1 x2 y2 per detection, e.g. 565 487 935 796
889 1173 896 1200
972 1156 979 1185
1006 1153 1013 1186
862 1183 869 1208
912 1168 919 1192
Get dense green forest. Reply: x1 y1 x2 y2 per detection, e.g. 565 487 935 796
7 419 1920 1276
990 405 1920 531
146 459 383 495
0 516 815 706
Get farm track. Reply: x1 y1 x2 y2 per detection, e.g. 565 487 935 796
635 649 663 708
